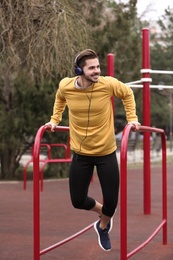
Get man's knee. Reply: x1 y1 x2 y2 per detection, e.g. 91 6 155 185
71 198 85 209
71 196 95 210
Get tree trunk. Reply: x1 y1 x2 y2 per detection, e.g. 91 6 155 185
0 149 19 179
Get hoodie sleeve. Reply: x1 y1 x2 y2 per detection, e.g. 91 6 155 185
109 77 139 123
50 81 67 125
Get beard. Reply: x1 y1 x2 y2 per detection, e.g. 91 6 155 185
83 73 100 83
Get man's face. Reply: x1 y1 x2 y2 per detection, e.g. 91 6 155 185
82 58 101 83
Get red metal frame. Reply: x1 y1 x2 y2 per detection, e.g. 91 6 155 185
120 124 167 260
40 221 96 256
33 125 70 260
23 142 71 190
142 28 151 214
33 126 97 260
33 124 167 260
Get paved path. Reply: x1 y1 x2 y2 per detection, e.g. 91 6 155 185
0 161 173 259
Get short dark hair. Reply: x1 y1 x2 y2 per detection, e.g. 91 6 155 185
75 49 98 69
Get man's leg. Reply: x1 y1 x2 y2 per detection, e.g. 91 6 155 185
69 153 95 210
97 152 119 222
93 152 119 251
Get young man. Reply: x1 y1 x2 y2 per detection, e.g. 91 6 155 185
45 49 140 251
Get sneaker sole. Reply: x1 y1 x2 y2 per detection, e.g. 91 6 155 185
108 218 113 233
94 222 111 251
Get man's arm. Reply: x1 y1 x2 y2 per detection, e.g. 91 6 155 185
45 87 67 132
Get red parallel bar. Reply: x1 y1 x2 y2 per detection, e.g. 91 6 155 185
120 124 132 260
127 220 166 258
33 126 45 260
67 137 71 158
142 28 151 215
142 127 167 244
107 53 115 112
23 144 51 190
120 124 167 260
33 125 70 260
23 159 33 190
40 144 51 159
39 158 72 191
161 132 167 244
40 221 96 255
24 143 70 190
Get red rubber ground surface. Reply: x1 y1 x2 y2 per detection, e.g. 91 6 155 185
0 165 172 260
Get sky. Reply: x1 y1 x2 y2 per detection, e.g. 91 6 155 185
137 0 173 20
117 0 173 20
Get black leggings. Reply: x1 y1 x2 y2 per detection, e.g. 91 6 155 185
69 151 119 217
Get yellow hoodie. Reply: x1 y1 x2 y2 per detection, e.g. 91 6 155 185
50 76 138 156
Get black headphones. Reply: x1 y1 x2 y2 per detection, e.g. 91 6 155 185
74 54 83 75
74 49 98 76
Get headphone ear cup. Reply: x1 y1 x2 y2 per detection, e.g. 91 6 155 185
75 66 83 75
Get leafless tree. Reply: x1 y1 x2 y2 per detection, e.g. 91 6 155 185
0 0 92 178
0 0 91 82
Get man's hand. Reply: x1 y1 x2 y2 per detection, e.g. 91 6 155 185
128 122 141 131
44 122 57 132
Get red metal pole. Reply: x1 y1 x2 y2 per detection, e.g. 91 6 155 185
33 126 45 260
120 125 167 259
161 133 167 244
142 28 151 215
33 125 70 260
107 53 115 111
120 124 133 260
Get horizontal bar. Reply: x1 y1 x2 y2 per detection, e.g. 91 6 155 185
127 84 173 89
40 221 96 255
40 159 72 163
141 69 173 74
139 125 164 133
126 80 142 85
127 220 166 258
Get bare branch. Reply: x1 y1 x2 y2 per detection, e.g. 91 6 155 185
0 0 91 81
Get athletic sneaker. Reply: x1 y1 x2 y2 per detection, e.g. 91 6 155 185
94 220 111 251
98 216 113 233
